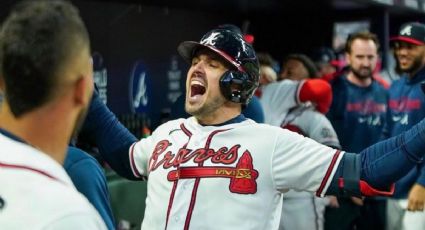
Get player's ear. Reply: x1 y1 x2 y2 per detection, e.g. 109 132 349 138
73 75 93 107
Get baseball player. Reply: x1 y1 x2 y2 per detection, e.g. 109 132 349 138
262 53 340 230
325 31 389 230
0 0 106 229
386 22 425 230
82 28 425 230
279 104 341 230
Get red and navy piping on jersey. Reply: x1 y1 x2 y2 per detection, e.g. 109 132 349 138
316 150 342 197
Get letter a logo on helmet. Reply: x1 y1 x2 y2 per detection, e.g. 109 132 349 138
177 28 260 104
201 32 220 46
400 25 412 36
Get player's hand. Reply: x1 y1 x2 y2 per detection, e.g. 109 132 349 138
407 183 425 212
327 195 339 208
350 196 364 206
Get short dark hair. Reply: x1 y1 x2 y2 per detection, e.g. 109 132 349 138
282 53 318 78
0 0 90 117
345 31 380 54
257 52 275 66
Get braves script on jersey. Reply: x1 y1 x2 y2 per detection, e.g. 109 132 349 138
130 117 343 230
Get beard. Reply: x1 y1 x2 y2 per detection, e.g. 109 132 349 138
185 94 226 120
350 66 373 80
400 55 423 75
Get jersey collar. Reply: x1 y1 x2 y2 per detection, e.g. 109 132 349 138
202 114 247 127
0 128 74 186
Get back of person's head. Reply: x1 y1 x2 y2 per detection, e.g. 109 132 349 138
280 53 318 80
257 53 274 66
345 31 380 54
257 52 277 84
0 0 90 118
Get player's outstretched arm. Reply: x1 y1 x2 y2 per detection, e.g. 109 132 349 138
79 90 139 180
326 118 425 197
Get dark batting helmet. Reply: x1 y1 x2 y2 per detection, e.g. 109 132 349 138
177 28 260 104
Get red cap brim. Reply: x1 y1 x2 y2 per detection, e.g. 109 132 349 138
390 36 425 45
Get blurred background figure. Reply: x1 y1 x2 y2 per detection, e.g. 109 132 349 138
325 31 388 230
279 53 319 81
257 53 338 230
385 22 425 230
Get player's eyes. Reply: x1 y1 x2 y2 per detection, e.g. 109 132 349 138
209 63 219 68
191 58 199 66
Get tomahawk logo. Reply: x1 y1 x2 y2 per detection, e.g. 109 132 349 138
129 60 151 113
400 25 412 36
133 72 148 108
201 32 220 46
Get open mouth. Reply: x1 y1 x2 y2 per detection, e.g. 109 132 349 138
190 79 206 97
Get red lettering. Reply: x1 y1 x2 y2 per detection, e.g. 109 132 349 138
149 141 243 171
149 140 173 171
211 145 239 164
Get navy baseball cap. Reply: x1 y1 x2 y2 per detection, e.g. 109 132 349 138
391 22 425 45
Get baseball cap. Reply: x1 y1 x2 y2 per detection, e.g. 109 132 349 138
391 22 425 45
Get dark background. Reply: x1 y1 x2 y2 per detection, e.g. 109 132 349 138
0 0 423 129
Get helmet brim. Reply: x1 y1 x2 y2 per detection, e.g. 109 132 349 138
177 41 243 71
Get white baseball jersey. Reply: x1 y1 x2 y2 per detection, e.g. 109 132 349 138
130 117 343 230
259 80 303 126
278 105 341 230
281 105 341 151
0 132 107 230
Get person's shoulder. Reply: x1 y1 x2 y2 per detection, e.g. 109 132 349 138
371 79 389 90
239 121 284 134
151 118 187 135
13 175 102 226
262 80 298 91
64 147 98 170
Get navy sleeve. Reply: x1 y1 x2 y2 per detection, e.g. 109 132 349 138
326 118 425 196
417 163 425 187
80 90 139 180
359 117 425 189
64 147 115 230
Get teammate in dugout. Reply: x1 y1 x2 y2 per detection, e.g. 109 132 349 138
81 28 425 230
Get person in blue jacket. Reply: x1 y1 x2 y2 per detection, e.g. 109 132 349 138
385 22 425 230
64 147 115 230
325 31 389 230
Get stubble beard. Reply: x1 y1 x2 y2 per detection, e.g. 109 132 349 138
401 55 424 76
186 95 226 120
351 67 373 80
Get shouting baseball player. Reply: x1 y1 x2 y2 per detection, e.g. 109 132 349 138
82 28 425 230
